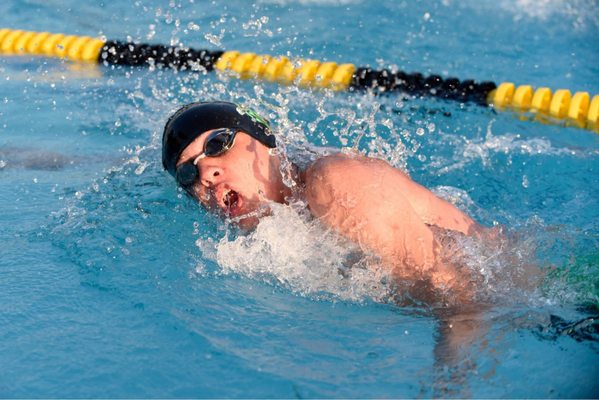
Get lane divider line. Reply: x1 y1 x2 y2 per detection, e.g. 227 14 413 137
1 28 597 133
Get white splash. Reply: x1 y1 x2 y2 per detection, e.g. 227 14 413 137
432 185 478 215
432 124 581 174
201 202 392 303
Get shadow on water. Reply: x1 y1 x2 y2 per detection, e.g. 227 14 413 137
0 146 78 171
534 305 599 343
0 146 124 171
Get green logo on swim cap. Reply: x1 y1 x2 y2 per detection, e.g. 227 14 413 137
236 104 270 128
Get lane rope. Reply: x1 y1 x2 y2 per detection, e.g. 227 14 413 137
1 28 597 133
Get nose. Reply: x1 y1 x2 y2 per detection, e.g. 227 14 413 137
198 165 223 187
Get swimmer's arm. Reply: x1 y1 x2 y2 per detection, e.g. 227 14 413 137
433 308 491 386
304 154 454 284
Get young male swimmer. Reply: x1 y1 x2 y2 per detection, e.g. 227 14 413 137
162 101 482 299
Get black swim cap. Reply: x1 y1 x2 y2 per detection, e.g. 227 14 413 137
162 101 276 177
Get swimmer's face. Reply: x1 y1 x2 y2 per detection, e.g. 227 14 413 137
177 130 288 229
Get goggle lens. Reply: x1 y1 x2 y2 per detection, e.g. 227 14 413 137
204 128 235 157
175 162 198 188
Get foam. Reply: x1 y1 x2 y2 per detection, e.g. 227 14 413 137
206 202 393 303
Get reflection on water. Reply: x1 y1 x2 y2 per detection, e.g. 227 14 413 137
0 146 75 170
1 58 103 82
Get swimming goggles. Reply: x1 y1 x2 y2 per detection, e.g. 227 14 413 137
175 127 238 191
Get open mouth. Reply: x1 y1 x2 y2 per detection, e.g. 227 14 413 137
222 189 240 216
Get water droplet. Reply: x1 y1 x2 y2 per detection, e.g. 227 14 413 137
187 22 200 31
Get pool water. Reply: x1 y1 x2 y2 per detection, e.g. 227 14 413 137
1 0 598 397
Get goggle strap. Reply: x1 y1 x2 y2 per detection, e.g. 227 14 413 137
193 153 206 165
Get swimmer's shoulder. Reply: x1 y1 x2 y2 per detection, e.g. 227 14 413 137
302 152 389 210
304 153 356 193
304 152 387 181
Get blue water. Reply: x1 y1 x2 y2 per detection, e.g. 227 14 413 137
1 0 598 397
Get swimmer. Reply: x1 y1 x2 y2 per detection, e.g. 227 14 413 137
162 101 485 301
